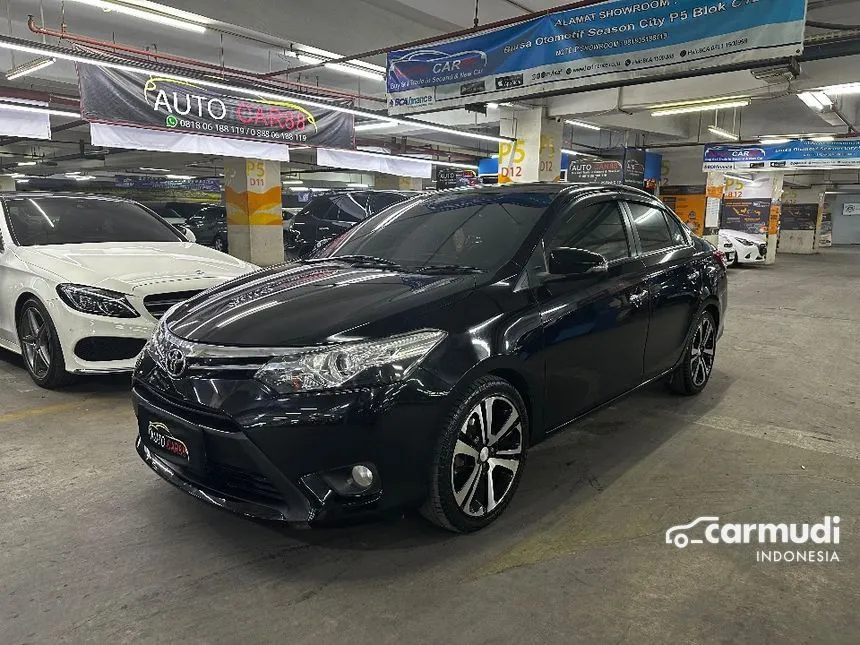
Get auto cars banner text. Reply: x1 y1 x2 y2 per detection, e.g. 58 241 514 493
704 139 860 171
79 66 355 148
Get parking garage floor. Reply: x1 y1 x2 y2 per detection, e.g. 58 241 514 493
2 248 858 644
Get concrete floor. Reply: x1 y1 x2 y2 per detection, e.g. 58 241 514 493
1 249 858 645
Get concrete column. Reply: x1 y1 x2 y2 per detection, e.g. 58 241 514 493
0 175 16 191
498 107 563 184
224 158 284 267
765 172 784 265
704 171 724 248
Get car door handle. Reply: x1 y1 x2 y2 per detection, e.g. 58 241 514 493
629 288 649 308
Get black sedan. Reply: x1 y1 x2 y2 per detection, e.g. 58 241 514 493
133 183 728 532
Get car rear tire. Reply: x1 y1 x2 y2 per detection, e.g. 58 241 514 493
16 298 75 389
669 309 717 396
421 376 528 533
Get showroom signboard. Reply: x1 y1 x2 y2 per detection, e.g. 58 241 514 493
79 66 355 148
386 0 807 114
703 139 860 171
781 203 819 231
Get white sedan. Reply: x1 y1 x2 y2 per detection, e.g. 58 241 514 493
719 229 768 266
0 194 256 388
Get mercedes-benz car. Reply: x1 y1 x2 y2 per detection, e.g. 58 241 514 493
0 194 256 388
133 184 727 533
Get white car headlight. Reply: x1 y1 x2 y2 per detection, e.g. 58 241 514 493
56 284 139 318
255 330 446 394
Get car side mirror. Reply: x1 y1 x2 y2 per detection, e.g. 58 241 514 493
179 226 197 243
547 247 609 277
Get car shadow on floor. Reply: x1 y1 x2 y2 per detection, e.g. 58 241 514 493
136 371 731 580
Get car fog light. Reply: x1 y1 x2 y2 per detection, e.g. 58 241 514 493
351 465 374 488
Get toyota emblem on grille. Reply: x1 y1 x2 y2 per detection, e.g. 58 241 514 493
165 348 187 378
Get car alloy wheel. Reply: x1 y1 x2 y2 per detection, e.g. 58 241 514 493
669 309 717 396
453 395 523 517
16 298 73 389
214 236 226 252
423 376 528 532
690 315 716 388
19 305 51 380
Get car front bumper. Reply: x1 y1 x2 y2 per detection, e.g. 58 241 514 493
734 242 767 264
132 361 451 525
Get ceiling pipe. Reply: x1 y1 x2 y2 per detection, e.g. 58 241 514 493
26 16 385 104
265 0 607 77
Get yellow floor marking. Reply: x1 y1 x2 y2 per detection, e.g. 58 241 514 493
0 401 93 425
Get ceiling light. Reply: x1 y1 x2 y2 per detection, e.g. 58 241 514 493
487 102 499 109
289 186 310 192
65 171 82 175
761 137 792 144
281 179 303 185
651 97 750 116
797 92 832 111
811 136 835 142
9 172 25 178
820 82 860 96
64 0 209 33
5 56 55 80
490 153 499 159
0 37 513 144
0 102 80 118
354 122 398 132
166 174 195 179
71 175 96 181
17 161 37 166
708 125 740 141
15 178 29 183
347 183 369 188
324 62 383 81
561 148 599 159
724 173 752 182
565 119 600 131
139 167 170 172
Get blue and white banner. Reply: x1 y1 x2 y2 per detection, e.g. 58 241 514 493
703 140 860 171
386 0 807 115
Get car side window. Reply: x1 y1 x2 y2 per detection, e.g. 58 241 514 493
626 202 682 253
370 193 408 214
548 200 631 262
328 194 368 223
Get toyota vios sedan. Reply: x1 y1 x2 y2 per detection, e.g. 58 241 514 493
0 194 256 388
134 184 728 533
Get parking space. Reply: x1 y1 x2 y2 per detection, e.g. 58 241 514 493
2 249 857 644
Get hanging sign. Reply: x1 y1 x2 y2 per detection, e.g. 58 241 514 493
436 167 479 189
78 66 355 148
386 0 807 114
704 139 860 171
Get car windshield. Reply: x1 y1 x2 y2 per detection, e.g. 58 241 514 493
319 190 556 271
4 197 182 246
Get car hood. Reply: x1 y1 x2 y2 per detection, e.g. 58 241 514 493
720 229 766 244
165 261 477 346
15 242 256 292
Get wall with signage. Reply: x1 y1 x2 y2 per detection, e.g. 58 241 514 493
567 147 647 188
660 186 706 235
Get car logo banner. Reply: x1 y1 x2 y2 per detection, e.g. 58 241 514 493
704 140 860 171
386 0 807 115
78 65 355 149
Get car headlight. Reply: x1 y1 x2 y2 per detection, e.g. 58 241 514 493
255 329 446 394
56 284 139 318
735 238 756 246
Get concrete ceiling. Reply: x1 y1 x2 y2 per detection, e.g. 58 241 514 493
3 0 860 185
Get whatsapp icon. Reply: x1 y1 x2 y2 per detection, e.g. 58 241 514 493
165 115 178 128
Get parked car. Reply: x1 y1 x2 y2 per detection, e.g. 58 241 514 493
183 205 228 251
718 232 737 265
720 228 767 265
284 190 415 259
0 194 256 388
133 183 727 532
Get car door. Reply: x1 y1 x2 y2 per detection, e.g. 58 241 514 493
536 197 651 429
623 200 702 378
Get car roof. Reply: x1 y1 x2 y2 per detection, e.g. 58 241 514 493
425 182 658 201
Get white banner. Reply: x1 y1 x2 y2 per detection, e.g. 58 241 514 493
316 148 432 178
0 103 51 140
90 123 291 162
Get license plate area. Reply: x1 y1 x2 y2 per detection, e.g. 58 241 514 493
139 412 206 472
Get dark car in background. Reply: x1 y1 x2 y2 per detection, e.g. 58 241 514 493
134 183 728 533
285 190 415 259
144 202 227 250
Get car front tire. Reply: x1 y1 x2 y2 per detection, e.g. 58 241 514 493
422 376 528 533
213 235 227 253
669 309 717 396
16 298 74 389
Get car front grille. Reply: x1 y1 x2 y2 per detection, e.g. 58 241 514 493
205 461 285 504
143 290 202 319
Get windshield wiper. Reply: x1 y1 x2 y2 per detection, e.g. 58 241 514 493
303 254 403 268
412 264 483 275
